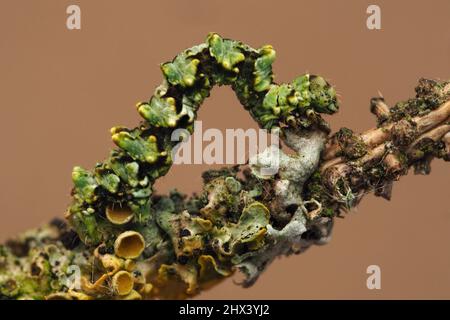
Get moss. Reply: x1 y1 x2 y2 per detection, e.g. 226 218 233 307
391 120 417 146
389 79 449 123
396 151 409 167
335 128 367 159
321 207 335 218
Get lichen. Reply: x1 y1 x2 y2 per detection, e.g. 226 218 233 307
1 33 338 299
1 34 447 300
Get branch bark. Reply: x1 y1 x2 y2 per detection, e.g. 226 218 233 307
316 78 449 210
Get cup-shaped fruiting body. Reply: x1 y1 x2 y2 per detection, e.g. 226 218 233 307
98 253 124 274
118 290 142 300
105 205 134 225
139 283 153 297
46 293 73 300
124 259 136 272
114 231 145 259
112 270 134 296
67 290 94 300
45 291 93 300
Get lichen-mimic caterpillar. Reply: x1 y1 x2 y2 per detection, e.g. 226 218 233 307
0 33 448 300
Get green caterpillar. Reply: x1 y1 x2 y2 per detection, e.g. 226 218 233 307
66 33 338 296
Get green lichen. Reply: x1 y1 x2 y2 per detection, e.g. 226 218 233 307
0 33 366 300
66 33 338 253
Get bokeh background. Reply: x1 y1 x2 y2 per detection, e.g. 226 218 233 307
0 0 449 299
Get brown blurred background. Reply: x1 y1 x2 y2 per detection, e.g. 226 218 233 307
0 0 449 299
